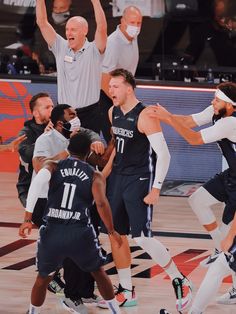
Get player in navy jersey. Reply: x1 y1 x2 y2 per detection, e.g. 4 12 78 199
98 69 192 312
148 82 236 311
19 132 122 314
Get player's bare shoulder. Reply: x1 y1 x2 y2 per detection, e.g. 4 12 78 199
138 105 161 134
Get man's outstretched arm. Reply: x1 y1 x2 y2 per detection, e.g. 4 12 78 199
36 0 57 47
91 0 107 53
19 161 56 238
152 105 204 145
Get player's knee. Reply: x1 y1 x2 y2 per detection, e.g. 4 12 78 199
111 235 131 268
188 187 202 210
188 187 216 211
35 274 50 288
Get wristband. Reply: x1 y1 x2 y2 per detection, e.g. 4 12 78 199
152 180 163 189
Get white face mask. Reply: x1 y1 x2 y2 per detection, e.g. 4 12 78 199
68 117 81 131
52 11 70 25
126 25 140 38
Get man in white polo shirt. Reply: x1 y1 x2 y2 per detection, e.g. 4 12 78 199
100 6 143 143
36 0 107 134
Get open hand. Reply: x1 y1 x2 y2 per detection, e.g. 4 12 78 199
145 104 172 123
10 134 27 152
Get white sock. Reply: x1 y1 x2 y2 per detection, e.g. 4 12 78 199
165 261 184 280
133 237 182 280
209 227 222 251
189 253 231 312
106 298 121 313
117 268 132 292
29 304 41 314
232 272 236 289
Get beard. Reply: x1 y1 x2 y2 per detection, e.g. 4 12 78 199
213 107 227 122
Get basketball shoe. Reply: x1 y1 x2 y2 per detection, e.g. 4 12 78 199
216 286 236 304
97 284 137 308
172 275 193 311
200 248 220 267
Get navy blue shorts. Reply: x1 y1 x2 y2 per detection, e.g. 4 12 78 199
203 169 236 224
36 223 106 277
106 172 153 238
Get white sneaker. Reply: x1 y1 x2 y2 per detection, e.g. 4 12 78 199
216 286 236 304
61 297 88 314
200 248 221 267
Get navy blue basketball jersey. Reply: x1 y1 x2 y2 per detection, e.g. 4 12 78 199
44 157 94 224
213 112 236 176
112 102 154 175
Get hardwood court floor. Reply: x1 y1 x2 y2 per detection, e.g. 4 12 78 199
0 173 235 314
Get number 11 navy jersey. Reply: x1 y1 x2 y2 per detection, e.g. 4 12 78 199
44 157 94 225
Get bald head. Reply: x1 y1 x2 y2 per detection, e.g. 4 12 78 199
66 16 88 34
123 6 142 19
65 16 88 51
120 6 143 40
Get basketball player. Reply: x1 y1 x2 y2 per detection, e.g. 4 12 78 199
148 82 236 305
98 69 192 312
19 132 122 314
31 104 105 312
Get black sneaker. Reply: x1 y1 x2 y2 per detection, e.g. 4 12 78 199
61 297 88 314
81 294 102 304
47 271 65 295
172 275 193 311
160 309 172 314
200 248 221 267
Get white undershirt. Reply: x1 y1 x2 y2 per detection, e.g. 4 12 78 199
201 116 236 144
191 105 214 126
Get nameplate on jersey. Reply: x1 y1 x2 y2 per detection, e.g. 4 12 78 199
64 55 73 63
